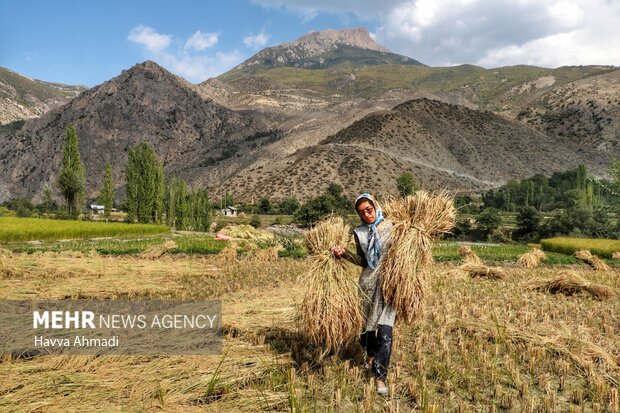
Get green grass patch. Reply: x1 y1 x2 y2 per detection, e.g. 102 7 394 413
0 217 169 243
433 242 579 264
541 237 620 259
7 235 227 255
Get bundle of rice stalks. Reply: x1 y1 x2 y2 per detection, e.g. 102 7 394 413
252 245 284 263
379 191 456 325
298 216 364 354
139 241 178 259
459 263 506 279
612 251 620 260
218 241 239 262
457 245 482 265
575 249 610 271
526 272 614 300
517 248 547 268
219 224 274 242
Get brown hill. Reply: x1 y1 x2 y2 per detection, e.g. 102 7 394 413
0 61 274 203
219 98 607 201
511 69 620 156
0 67 87 125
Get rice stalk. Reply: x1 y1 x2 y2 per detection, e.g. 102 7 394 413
458 245 482 265
518 248 547 268
218 241 239 262
139 240 178 259
612 252 620 260
526 272 614 300
298 216 364 354
575 250 610 271
379 191 456 325
459 263 506 279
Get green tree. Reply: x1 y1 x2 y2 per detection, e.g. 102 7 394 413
476 208 502 239
258 197 272 214
125 142 164 223
58 124 86 219
396 172 418 197
515 206 542 241
40 186 57 213
98 162 115 218
279 196 300 215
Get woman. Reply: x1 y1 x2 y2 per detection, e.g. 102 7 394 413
332 194 395 396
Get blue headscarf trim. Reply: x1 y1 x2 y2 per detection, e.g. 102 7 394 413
355 193 383 269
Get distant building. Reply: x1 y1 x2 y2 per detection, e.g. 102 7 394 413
89 204 105 215
221 206 238 217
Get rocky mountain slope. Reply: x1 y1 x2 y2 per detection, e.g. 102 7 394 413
0 62 274 203
1 28 619 204
222 28 423 80
512 69 620 155
0 67 87 125
220 98 608 200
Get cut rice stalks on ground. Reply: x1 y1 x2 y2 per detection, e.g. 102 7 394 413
298 216 364 355
526 272 615 300
459 263 506 279
380 191 456 325
139 240 177 259
457 244 482 265
612 251 620 260
218 241 239 262
575 249 610 271
517 248 547 268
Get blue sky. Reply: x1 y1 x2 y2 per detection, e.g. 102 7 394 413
2 0 619 87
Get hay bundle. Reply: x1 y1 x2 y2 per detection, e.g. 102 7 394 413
298 216 364 353
575 250 610 271
218 241 239 262
457 245 482 265
517 248 547 268
140 241 178 259
219 224 274 242
527 272 614 300
252 245 284 263
612 251 620 260
379 191 456 325
459 263 506 279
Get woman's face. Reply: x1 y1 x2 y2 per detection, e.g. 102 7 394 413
356 200 376 224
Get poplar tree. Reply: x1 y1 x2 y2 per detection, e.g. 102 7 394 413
98 162 115 218
59 124 86 219
125 142 164 223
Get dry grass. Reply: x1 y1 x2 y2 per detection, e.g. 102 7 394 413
379 191 456 325
219 224 274 242
139 240 178 259
2 240 620 411
458 244 482 265
218 241 239 262
459 262 506 279
298 216 364 354
518 248 547 268
612 251 620 260
575 249 611 271
526 271 615 300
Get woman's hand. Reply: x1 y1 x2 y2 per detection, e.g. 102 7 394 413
331 245 345 258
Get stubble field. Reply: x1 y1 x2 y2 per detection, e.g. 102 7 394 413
0 245 619 412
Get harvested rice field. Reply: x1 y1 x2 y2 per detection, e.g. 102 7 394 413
1 246 619 412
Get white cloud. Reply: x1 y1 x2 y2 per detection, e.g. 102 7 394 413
185 31 219 51
243 32 271 49
157 50 245 82
252 0 620 68
128 25 171 52
129 26 246 82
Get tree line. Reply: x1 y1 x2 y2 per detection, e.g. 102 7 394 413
48 124 213 230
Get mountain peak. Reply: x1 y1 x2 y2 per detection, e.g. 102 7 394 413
222 27 423 79
286 27 390 53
